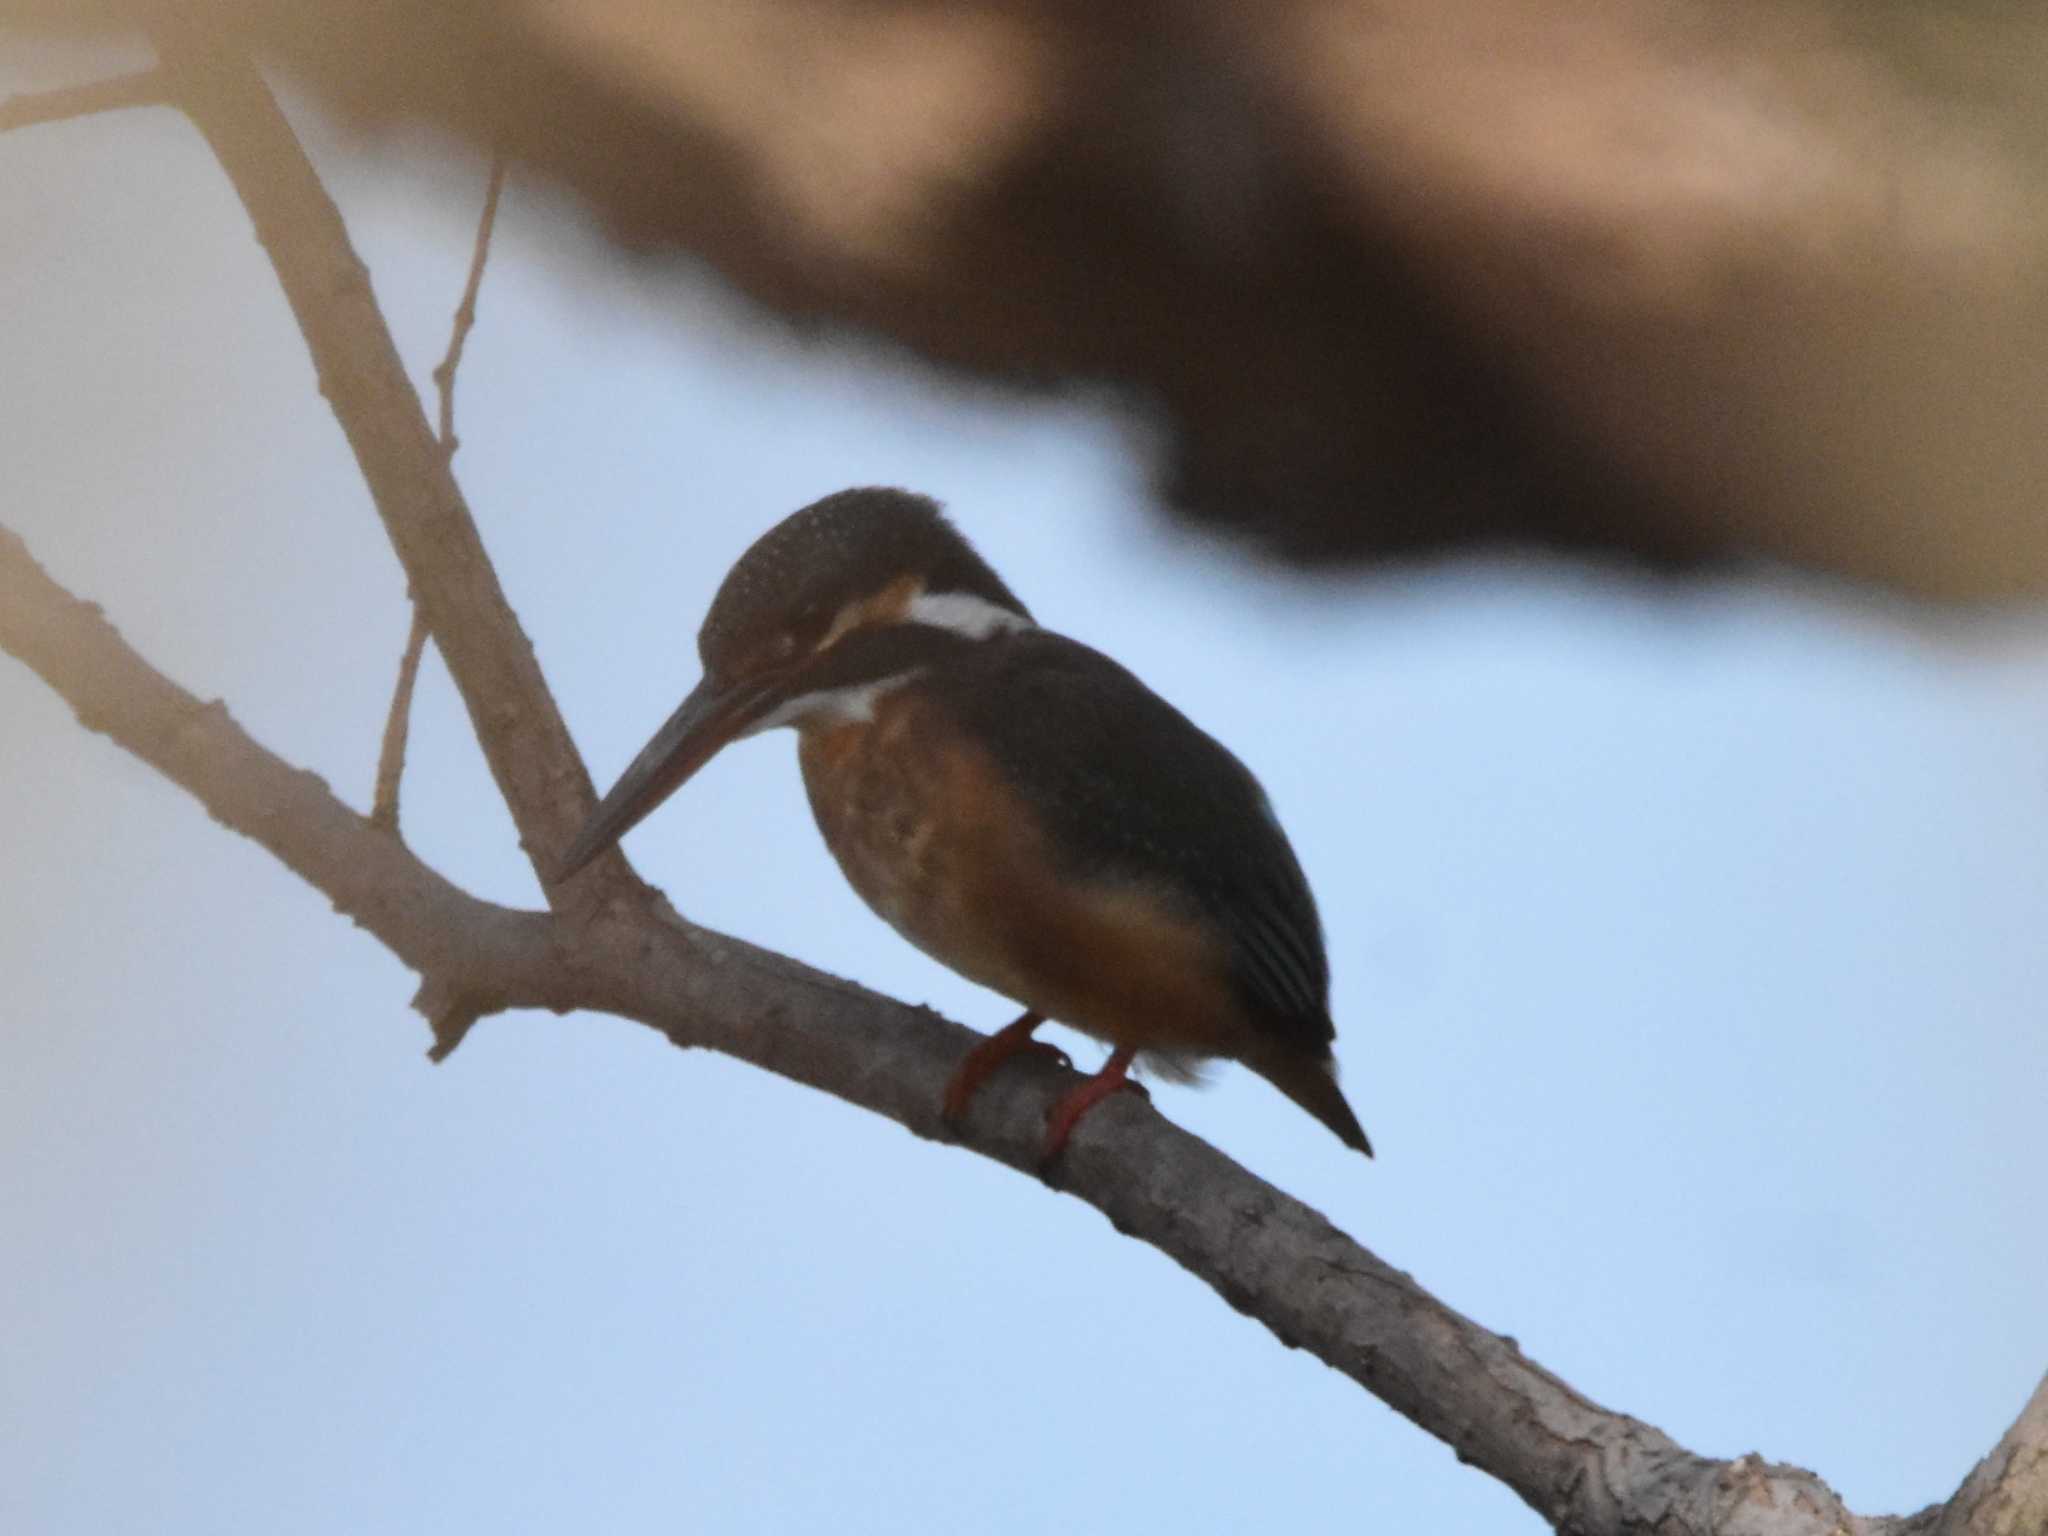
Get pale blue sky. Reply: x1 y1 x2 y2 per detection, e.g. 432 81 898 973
3 47 2045 1535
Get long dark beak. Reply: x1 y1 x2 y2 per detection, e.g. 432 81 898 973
555 672 784 881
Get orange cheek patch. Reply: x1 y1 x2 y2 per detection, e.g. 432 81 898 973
821 573 923 650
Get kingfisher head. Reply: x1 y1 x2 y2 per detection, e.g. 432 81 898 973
557 487 1032 879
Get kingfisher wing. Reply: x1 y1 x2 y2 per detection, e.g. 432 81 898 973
931 631 1335 1051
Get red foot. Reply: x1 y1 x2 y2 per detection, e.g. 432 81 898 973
1041 1046 1148 1167
943 1011 1067 1127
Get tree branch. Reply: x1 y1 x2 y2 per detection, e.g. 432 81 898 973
371 155 506 837
0 516 1875 1536
150 22 602 897
0 524 561 1032
0 18 2014 1536
369 604 430 834
1937 1370 2048 1536
432 152 507 458
0 68 168 134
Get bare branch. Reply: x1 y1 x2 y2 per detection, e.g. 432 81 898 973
432 153 508 457
0 516 1871 1536
1936 1370 2048 1536
369 604 430 833
150 24 601 896
0 68 168 134
370 158 505 835
0 524 559 1019
0 510 1925 1536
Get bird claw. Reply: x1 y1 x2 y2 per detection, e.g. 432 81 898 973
1037 1058 1147 1172
941 1014 1065 1130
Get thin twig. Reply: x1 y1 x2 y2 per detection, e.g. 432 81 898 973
369 156 507 834
0 68 169 135
431 153 508 458
369 605 431 833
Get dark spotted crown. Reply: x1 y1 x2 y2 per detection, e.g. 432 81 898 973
697 487 1032 679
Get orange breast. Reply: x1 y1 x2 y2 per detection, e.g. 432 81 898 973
797 689 1246 1060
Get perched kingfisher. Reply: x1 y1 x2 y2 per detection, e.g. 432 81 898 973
558 488 1372 1162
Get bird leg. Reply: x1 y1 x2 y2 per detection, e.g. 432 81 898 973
1041 1045 1148 1167
942 1010 1067 1127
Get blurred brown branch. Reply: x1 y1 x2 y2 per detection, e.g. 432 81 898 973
10 0 2048 593
0 65 165 132
0 13 2042 1536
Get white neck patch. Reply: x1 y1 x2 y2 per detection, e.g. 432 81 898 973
903 589 1033 641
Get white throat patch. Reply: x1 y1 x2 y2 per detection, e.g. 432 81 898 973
740 672 920 737
903 589 1033 640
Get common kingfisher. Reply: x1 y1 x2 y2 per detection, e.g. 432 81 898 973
559 488 1372 1162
